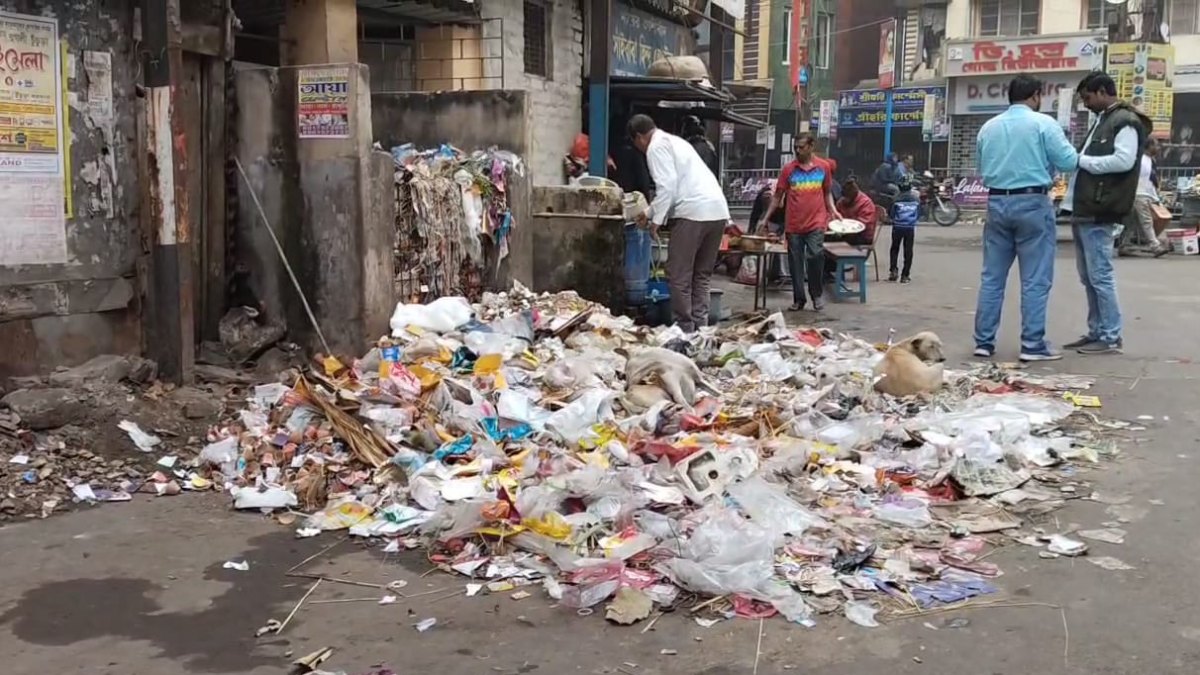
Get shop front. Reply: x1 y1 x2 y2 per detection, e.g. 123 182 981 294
944 33 1104 174
828 85 948 180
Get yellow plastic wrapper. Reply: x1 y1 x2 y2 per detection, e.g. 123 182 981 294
408 364 443 390
1063 392 1102 408
522 512 572 540
475 353 503 375
323 355 347 377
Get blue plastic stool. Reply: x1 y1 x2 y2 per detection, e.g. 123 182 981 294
825 244 868 303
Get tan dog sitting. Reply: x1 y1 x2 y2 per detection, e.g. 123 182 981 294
873 331 946 397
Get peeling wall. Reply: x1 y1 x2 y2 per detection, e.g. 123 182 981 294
233 63 395 357
0 0 141 378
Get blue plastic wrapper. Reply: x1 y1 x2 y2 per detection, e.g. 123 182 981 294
382 345 402 362
433 435 474 462
482 417 533 442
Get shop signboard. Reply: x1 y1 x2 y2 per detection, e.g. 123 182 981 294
945 34 1102 77
838 108 924 129
834 86 946 131
951 176 989 207
837 85 944 109
611 3 690 76
1108 42 1174 139
879 19 897 89
950 73 1088 115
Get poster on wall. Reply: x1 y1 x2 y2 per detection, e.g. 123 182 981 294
818 100 837 139
298 67 350 139
0 10 67 265
921 91 948 141
1108 43 1174 139
878 19 897 90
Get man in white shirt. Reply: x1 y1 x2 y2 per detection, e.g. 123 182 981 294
629 114 731 332
1128 138 1168 257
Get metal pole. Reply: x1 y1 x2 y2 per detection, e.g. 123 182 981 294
142 0 194 383
588 0 612 178
883 90 894 156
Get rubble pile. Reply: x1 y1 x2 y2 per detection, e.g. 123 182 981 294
0 355 241 521
192 284 1129 627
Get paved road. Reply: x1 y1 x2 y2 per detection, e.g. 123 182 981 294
2 226 1198 675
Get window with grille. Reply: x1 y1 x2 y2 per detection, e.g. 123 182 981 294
1171 0 1200 35
814 13 832 69
976 0 1040 37
1084 0 1105 29
523 0 550 78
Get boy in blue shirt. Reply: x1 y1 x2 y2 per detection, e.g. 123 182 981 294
889 179 920 283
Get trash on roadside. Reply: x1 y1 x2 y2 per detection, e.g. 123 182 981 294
223 560 250 571
1045 535 1088 557
118 420 162 452
174 286 1135 630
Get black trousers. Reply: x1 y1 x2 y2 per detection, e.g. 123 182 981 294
889 228 915 277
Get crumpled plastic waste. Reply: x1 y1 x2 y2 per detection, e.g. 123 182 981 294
191 286 1128 631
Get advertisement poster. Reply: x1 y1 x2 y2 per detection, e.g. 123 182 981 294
921 91 948 141
951 176 989 207
1108 42 1174 139
878 19 897 89
818 99 836 139
0 10 67 265
298 67 350 139
0 11 64 172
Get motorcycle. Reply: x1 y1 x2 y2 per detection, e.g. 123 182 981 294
911 171 961 227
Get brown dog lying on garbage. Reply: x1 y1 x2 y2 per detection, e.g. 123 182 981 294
621 347 718 408
873 331 946 397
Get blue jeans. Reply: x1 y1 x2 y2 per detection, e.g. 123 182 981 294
974 194 1056 354
1072 222 1122 344
787 231 825 306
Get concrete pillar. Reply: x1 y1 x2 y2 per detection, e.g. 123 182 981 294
283 0 358 65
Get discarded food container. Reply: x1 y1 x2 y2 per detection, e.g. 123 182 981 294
1165 227 1199 255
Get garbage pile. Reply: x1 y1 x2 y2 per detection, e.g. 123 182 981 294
198 284 1125 627
389 143 524 302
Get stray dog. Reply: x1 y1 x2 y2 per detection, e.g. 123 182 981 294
873 331 946 397
622 347 718 407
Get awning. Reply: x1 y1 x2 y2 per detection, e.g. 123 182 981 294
605 76 735 104
695 106 766 129
598 76 765 127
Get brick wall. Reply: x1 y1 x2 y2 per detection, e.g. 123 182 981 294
482 0 584 185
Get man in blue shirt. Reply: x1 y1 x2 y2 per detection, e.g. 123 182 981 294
973 74 1079 361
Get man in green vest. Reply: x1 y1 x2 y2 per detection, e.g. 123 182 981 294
1060 71 1152 356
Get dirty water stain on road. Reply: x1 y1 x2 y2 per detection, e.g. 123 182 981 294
0 531 336 673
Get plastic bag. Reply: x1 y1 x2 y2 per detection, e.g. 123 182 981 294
545 388 616 445
873 499 933 528
727 477 827 542
389 296 473 335
746 343 795 382
735 255 758 285
659 507 775 597
844 600 880 628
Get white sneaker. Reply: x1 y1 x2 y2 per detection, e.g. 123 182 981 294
972 347 993 358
